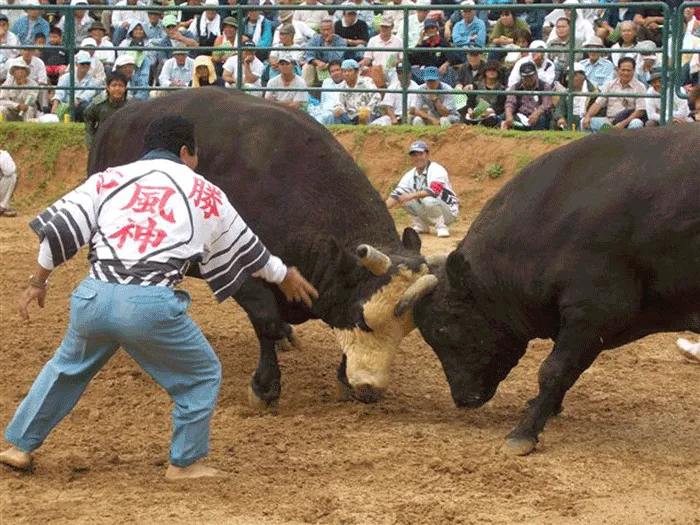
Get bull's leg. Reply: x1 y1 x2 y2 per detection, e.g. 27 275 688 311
336 354 354 401
275 322 298 353
232 278 287 408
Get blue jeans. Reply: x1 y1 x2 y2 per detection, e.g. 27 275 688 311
589 116 644 132
4 278 221 468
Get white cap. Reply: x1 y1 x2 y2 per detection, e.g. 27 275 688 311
204 0 218 5
114 54 136 68
75 51 92 64
530 40 546 49
81 37 97 46
573 61 585 73
460 0 475 5
70 0 88 5
8 57 30 71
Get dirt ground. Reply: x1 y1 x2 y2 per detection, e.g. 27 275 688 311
1 128 699 525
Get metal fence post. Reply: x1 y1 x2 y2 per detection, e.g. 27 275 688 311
401 9 410 124
65 6 76 122
566 5 576 130
236 6 243 90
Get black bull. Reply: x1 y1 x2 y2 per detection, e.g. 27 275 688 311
88 88 439 406
415 124 700 455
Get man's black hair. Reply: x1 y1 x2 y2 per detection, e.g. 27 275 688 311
50 26 62 36
328 59 342 70
143 115 196 156
106 70 128 87
618 56 636 69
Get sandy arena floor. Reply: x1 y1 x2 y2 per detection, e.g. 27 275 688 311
1 129 698 524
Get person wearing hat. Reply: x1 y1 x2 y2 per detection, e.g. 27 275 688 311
192 54 224 88
241 6 273 61
464 59 506 127
212 17 242 75
273 11 316 49
552 62 597 131
222 41 263 94
88 21 117 70
118 21 152 101
80 38 107 85
10 6 49 47
158 48 195 89
111 0 149 46
188 0 223 51
644 68 690 127
508 40 555 88
0 13 20 82
412 66 460 127
370 61 419 126
359 15 402 89
333 0 375 29
581 56 647 132
302 17 347 88
143 12 165 42
580 36 615 91
0 59 38 122
333 58 380 124
448 0 486 53
83 70 130 147
634 40 661 85
51 51 100 121
265 53 308 110
152 14 199 66
268 23 304 78
503 61 553 130
409 18 455 85
334 8 368 61
0 149 18 217
386 141 459 238
56 0 95 45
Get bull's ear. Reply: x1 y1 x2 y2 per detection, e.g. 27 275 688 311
446 251 471 290
401 227 422 253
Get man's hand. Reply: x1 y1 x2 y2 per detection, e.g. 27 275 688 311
581 116 591 130
122 21 130 29
528 111 540 127
279 267 318 307
502 117 513 129
19 286 47 321
397 193 413 205
333 107 343 117
613 121 626 129
18 103 28 112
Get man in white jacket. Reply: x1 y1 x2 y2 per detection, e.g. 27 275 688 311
0 148 17 217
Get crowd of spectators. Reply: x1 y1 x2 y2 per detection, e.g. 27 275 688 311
1 0 700 132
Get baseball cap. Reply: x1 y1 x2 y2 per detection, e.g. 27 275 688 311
75 51 92 64
637 40 656 54
242 41 256 49
89 21 106 32
222 16 238 27
172 48 189 55
8 58 30 71
529 40 546 50
81 37 97 47
163 14 178 28
70 0 88 5
424 18 439 29
409 141 429 154
584 36 604 48
379 15 394 27
114 54 136 68
573 61 585 74
278 23 295 35
461 0 475 5
279 10 293 23
484 59 501 72
423 66 440 81
649 68 663 82
341 59 359 69
277 52 295 63
519 61 537 77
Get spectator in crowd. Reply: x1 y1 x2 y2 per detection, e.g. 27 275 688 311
33 32 45 59
265 53 308 110
42 27 67 85
554 0 595 47
177 0 205 28
271 23 305 66
580 36 615 91
0 148 17 217
81 38 107 85
88 22 116 72
508 40 555 87
360 15 401 89
0 13 20 82
546 17 575 80
610 21 638 67
518 0 545 41
552 62 596 130
582 56 647 131
113 54 137 98
464 59 506 127
192 54 224 87
0 59 38 122
242 5 273 60
303 17 347 87
504 61 553 130
309 59 343 124
18 47 47 86
112 0 149 46
333 58 380 124
118 22 151 101
212 17 243 76
188 0 222 52
144 11 166 42
455 50 484 91
11 7 50 46
0 0 25 28
334 0 375 28
382 0 408 35
334 9 368 61
412 65 460 127
259 0 281 28
158 48 194 88
371 61 419 126
57 0 94 45
446 0 486 54
645 69 689 126
407 7 428 48
489 9 530 61
52 52 100 122
634 39 661 85
294 0 327 30
503 28 532 70
633 2 665 46
599 0 636 44
223 41 264 93
409 18 454 85
83 71 129 147
274 11 316 48
154 14 199 65
386 140 459 238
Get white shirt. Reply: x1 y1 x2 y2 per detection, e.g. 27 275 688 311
379 79 418 114
111 0 149 28
223 55 264 88
94 38 117 66
364 34 403 69
265 74 308 104
319 76 342 111
645 86 690 123
159 56 195 87
391 161 459 215
273 20 316 48
293 1 327 27
508 56 556 87
0 149 17 178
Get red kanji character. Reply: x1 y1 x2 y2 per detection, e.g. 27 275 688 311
96 169 124 194
188 179 222 219
121 183 176 223
109 217 168 254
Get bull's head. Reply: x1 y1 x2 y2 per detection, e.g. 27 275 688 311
329 229 438 402
413 251 525 409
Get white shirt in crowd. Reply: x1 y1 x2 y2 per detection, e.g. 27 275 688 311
293 1 328 27
265 74 308 104
508 56 556 87
364 34 403 69
159 56 195 87
272 20 317 48
379 79 418 115
645 86 690 123
111 0 149 29
223 55 264 95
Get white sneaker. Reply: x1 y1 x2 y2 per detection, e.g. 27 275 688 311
434 215 450 238
676 338 700 363
412 217 430 234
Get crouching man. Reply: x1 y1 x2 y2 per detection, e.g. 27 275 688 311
385 140 459 238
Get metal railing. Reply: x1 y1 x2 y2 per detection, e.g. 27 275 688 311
0 3 677 125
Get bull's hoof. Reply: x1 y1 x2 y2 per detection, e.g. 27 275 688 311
337 379 354 401
275 335 297 353
503 436 538 456
247 384 279 410
353 384 384 404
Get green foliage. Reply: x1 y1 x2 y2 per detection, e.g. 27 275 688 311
485 162 504 179
0 123 85 172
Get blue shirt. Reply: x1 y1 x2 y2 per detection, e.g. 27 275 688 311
54 73 100 104
452 17 486 48
11 16 50 46
582 58 615 91
305 33 347 65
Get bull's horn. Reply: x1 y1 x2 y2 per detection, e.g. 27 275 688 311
394 274 438 317
425 254 449 266
357 244 392 276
